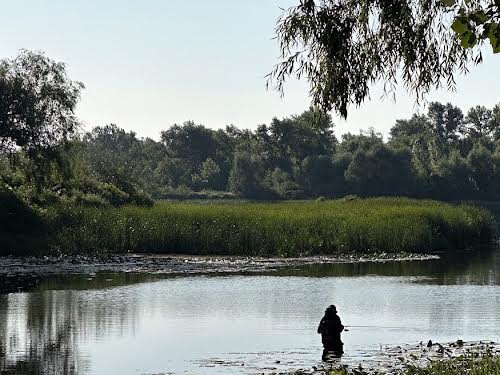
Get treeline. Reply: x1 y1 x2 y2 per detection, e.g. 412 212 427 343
3 104 500 206
1 51 500 208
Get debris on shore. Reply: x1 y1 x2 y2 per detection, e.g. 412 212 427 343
282 340 500 375
0 252 438 293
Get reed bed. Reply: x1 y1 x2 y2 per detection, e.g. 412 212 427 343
48 198 496 256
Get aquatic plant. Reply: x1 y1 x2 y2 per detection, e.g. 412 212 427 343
325 355 500 375
404 353 500 375
46 198 496 256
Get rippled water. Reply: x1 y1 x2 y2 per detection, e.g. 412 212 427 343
1 251 499 375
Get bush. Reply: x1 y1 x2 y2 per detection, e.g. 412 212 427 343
0 189 48 255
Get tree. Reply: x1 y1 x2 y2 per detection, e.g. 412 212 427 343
427 102 464 143
389 114 431 148
0 50 83 155
345 144 414 196
160 122 218 169
433 150 475 199
339 129 383 154
256 108 337 173
228 152 267 198
411 131 446 179
467 142 495 192
300 154 345 196
191 158 222 190
448 0 500 53
269 0 497 118
263 167 301 198
464 105 498 138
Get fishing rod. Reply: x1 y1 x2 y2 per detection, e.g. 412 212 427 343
344 325 420 331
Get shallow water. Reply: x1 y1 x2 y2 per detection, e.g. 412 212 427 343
1 251 500 375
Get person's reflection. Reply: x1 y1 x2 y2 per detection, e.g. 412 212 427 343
317 305 344 361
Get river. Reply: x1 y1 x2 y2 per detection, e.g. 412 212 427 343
1 251 499 374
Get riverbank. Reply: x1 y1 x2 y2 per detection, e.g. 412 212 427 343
0 251 439 293
281 341 500 375
40 198 495 256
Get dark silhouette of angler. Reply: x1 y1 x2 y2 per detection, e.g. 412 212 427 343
317 305 344 360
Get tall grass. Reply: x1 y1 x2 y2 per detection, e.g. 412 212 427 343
46 198 496 256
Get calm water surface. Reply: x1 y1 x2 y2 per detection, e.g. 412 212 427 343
1 252 500 375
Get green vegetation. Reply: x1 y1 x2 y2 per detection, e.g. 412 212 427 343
44 198 494 256
328 353 500 375
2 51 500 208
269 0 499 118
1 51 499 257
404 355 500 375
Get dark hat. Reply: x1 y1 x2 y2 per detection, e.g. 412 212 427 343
326 305 337 313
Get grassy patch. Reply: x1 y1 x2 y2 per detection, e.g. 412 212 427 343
46 198 495 256
403 354 500 375
328 355 500 375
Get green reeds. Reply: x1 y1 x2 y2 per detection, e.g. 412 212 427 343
46 198 496 256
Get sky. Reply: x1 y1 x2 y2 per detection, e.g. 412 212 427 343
0 0 499 140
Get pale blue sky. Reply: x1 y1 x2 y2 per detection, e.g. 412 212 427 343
1 0 499 139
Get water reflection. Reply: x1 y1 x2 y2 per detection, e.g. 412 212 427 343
0 293 83 375
0 282 144 375
0 250 499 375
271 250 500 285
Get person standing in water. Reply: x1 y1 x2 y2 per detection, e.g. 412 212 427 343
317 305 344 360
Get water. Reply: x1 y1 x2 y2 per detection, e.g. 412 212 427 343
1 251 500 375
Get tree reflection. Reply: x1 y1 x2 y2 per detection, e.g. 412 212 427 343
268 248 500 285
0 279 141 375
0 292 85 375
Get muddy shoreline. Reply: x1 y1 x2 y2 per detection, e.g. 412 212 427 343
270 341 500 375
0 252 440 276
0 252 439 293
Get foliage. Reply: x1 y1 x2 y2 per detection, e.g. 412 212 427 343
268 0 495 118
449 0 500 53
4 97 500 205
0 50 83 155
0 189 48 255
2 51 500 210
269 0 486 117
0 51 84 192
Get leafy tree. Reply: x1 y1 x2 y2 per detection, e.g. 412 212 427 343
345 144 414 196
300 154 345 196
427 102 464 143
390 115 431 143
256 108 337 173
155 157 191 188
191 158 222 190
228 152 268 198
464 105 498 139
433 150 475 199
263 168 301 198
0 50 83 155
339 129 383 154
161 121 218 169
448 0 500 53
0 51 84 194
269 0 495 117
411 131 446 179
467 142 495 192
